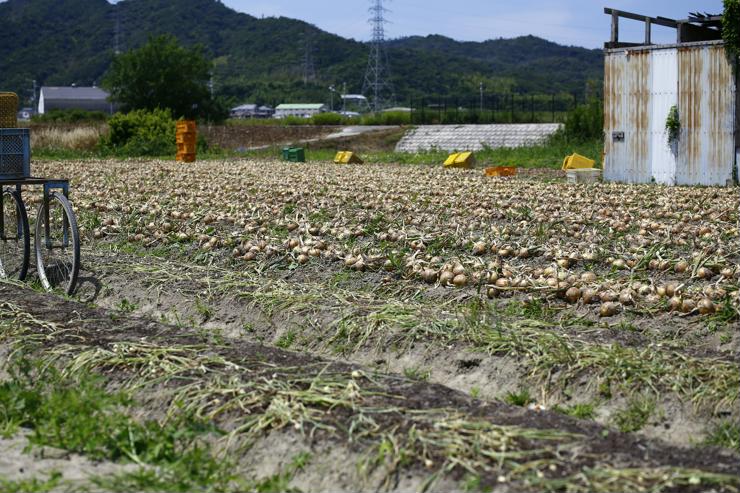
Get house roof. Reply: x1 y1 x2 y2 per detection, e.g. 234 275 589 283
41 86 110 101
232 103 257 110
275 103 325 110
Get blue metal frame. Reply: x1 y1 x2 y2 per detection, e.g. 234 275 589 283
0 128 31 180
0 178 71 248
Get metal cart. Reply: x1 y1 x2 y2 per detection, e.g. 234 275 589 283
0 111 80 295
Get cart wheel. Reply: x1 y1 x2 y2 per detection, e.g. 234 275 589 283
0 189 30 281
35 191 80 295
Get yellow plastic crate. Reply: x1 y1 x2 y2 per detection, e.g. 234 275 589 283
334 151 363 164
562 153 595 170
0 92 19 128
444 151 475 169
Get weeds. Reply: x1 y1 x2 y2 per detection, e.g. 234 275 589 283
705 420 740 453
0 473 63 493
402 366 431 381
0 360 238 492
612 395 656 433
116 298 138 313
504 388 533 407
275 329 297 348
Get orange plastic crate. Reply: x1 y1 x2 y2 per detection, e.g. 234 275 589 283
484 166 517 177
176 120 197 133
176 132 196 144
176 153 196 163
177 142 197 153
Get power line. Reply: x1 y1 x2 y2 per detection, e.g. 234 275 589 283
362 0 395 112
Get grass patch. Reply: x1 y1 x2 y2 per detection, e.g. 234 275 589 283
0 473 63 493
275 329 297 348
0 359 238 492
236 138 602 169
116 298 138 313
402 366 431 381
504 388 533 407
612 395 656 433
704 420 740 452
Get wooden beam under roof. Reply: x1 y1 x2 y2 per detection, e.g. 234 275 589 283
604 8 678 28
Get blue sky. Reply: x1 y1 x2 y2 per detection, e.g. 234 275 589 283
221 0 724 48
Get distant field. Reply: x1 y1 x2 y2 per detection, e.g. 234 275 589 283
29 122 604 170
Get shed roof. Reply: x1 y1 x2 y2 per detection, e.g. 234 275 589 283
275 103 325 110
41 86 110 101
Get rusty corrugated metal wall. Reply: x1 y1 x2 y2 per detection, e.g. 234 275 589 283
677 44 736 185
604 50 652 183
604 41 737 186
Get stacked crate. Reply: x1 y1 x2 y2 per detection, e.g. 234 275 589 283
176 120 197 163
0 92 31 180
0 92 18 128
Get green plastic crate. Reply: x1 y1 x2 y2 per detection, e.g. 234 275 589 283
282 147 305 163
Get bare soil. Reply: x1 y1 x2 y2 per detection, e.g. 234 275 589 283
72 245 739 453
199 125 337 150
1 282 739 492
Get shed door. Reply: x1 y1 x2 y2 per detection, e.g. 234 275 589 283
649 49 678 185
677 45 736 186
603 50 652 183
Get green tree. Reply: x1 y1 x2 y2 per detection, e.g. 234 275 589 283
723 0 740 59
102 34 223 120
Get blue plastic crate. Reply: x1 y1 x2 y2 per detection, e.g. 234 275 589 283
0 128 30 179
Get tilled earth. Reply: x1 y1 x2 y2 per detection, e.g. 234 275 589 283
0 282 739 492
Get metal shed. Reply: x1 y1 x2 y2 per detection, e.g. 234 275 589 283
38 86 116 115
603 9 739 186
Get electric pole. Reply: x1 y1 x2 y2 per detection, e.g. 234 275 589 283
362 0 395 112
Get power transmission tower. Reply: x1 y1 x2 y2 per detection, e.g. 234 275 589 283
113 2 124 55
362 0 394 112
302 27 317 84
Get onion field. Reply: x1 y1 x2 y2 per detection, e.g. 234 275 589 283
1 157 738 492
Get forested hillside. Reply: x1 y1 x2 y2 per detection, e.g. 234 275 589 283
0 0 604 107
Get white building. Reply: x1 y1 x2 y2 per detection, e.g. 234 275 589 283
230 104 274 119
274 103 327 118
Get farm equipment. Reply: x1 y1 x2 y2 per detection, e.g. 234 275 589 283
0 92 80 295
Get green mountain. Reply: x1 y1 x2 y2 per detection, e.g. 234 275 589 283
0 0 604 108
